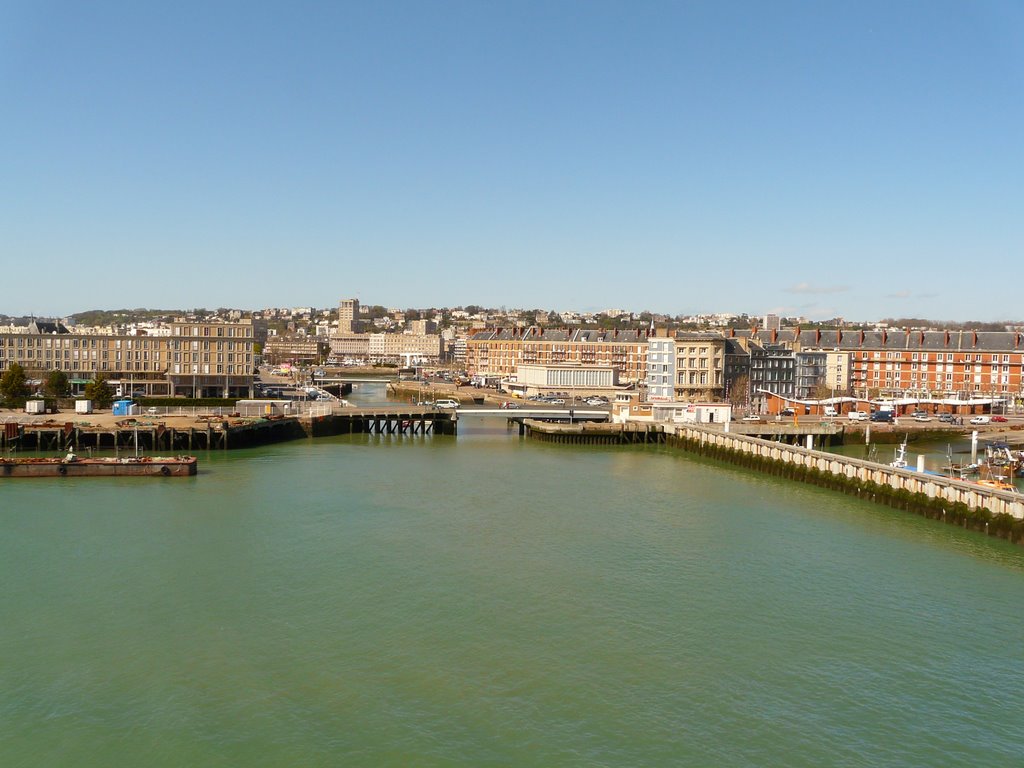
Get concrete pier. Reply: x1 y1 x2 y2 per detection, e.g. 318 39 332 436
521 420 665 444
668 423 1024 539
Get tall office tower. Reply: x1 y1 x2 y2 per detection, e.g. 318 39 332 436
339 298 361 334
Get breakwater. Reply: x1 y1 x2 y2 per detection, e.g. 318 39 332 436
668 424 1024 544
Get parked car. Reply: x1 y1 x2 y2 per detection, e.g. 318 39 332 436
848 411 868 421
912 414 931 422
911 410 928 418
938 413 955 423
870 411 895 423
780 408 795 416
970 415 991 425
435 399 460 409
823 406 838 417
742 414 762 422
991 415 1008 422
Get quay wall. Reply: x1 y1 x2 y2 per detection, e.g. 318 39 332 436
522 420 664 445
669 424 1024 544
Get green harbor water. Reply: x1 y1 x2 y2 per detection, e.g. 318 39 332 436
3 389 1023 766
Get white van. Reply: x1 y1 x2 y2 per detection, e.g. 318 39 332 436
435 399 460 409
848 410 868 421
823 406 838 417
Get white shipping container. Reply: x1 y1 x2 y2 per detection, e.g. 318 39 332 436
25 400 46 414
75 399 94 414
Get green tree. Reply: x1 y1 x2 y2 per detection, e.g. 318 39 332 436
44 369 71 399
0 362 31 406
84 375 115 408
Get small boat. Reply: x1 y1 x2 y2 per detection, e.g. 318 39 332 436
983 442 1024 477
947 463 980 478
0 454 198 478
889 436 910 469
975 478 1016 493
945 445 980 479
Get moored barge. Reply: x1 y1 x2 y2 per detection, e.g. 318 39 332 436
0 455 198 477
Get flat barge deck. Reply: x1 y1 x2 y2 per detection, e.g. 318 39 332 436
0 456 198 477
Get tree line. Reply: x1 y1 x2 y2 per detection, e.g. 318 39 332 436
0 364 115 408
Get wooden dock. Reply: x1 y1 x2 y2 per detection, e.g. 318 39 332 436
0 407 457 453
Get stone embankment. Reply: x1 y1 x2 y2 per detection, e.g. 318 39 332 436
669 424 1024 544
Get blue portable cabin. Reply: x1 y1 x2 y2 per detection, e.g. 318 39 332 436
112 399 138 416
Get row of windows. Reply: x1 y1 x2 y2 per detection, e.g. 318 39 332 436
172 364 244 374
864 351 1018 363
1 337 161 349
2 349 160 361
861 361 1015 372
172 325 252 338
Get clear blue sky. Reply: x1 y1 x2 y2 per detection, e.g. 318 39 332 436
2 1 1021 322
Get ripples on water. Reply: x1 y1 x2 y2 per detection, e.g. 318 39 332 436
1 411 1023 766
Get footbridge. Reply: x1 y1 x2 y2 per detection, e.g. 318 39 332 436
453 408 610 421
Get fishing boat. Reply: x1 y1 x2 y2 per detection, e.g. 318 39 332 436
981 442 1024 478
972 460 1018 493
888 437 944 476
945 445 980 479
975 478 1016 493
889 437 910 469
0 453 197 478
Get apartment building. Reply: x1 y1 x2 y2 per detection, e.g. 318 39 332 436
671 333 726 399
164 319 255 397
466 327 650 384
789 329 1024 400
329 333 371 360
0 318 255 397
748 342 795 411
263 336 330 365
367 332 443 363
645 333 726 402
646 336 676 401
794 350 828 398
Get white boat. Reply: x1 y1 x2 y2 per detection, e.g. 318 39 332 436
889 438 909 469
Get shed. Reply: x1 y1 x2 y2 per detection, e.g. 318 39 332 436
112 399 138 416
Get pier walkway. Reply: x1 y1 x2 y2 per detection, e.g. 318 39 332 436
672 423 1024 521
